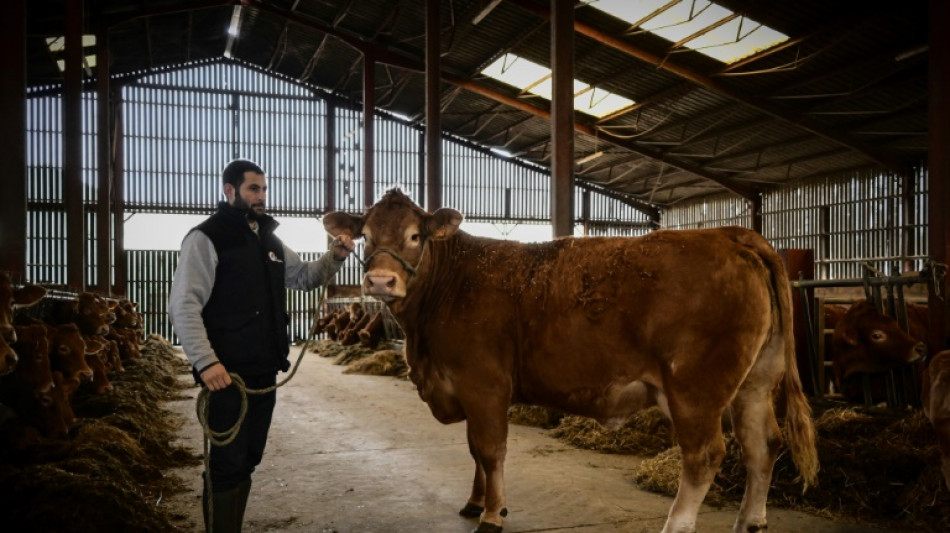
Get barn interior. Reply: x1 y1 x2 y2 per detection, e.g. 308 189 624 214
1 0 949 532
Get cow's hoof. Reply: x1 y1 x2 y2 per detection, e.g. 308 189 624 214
459 504 508 519
459 503 483 518
472 522 503 533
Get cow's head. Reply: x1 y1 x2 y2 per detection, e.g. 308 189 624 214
74 292 116 336
0 272 47 353
832 299 926 382
11 323 54 395
324 189 462 302
49 323 95 382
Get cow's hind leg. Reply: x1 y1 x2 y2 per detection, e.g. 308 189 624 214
730 337 786 533
729 387 782 532
662 414 726 533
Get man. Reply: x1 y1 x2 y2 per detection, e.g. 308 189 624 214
169 159 354 532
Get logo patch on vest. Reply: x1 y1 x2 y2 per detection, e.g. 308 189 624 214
268 251 283 263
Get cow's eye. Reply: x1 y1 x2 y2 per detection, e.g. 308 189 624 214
870 330 886 342
410 233 420 243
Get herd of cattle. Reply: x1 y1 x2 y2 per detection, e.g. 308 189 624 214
311 301 387 349
0 272 144 446
822 296 950 490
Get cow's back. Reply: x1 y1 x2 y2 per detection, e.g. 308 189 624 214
416 227 780 421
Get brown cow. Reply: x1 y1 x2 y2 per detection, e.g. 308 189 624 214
324 189 818 533
358 311 385 349
0 273 48 376
831 299 926 400
8 323 54 396
27 371 80 438
921 349 950 490
340 310 372 346
47 323 99 382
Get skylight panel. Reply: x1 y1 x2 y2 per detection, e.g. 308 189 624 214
590 0 788 64
46 34 98 72
481 54 634 118
45 34 97 52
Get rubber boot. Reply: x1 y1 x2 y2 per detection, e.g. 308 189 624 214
235 479 252 532
202 484 242 533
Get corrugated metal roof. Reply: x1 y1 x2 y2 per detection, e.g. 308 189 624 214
23 0 931 208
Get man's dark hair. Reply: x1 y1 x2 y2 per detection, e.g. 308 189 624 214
222 159 264 188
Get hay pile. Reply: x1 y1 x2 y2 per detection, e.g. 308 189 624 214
343 349 408 378
508 404 564 429
0 334 199 532
310 338 408 378
633 406 950 531
551 407 675 456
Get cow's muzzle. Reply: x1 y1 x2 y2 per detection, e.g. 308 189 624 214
363 270 405 300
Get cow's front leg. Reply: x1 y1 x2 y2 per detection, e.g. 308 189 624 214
459 459 486 518
463 403 510 533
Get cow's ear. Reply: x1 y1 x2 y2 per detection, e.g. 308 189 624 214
429 208 463 240
14 284 47 308
84 337 104 354
840 326 859 346
324 211 363 239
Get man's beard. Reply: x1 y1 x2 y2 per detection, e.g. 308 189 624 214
233 194 265 219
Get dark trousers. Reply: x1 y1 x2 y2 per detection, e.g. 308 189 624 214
206 373 277 492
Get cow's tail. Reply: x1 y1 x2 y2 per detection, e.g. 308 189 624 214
764 241 819 491
731 228 819 491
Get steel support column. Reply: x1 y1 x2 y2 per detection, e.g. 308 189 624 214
425 0 442 211
0 0 27 277
928 0 950 352
65 0 85 290
325 100 337 212
550 0 574 237
363 55 375 208
96 25 111 295
112 86 126 295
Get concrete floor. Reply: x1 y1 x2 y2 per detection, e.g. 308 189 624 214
164 346 906 533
